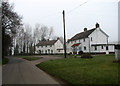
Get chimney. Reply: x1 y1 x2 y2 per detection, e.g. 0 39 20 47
57 37 60 40
95 22 100 28
84 28 87 32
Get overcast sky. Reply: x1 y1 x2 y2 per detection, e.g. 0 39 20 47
9 0 119 42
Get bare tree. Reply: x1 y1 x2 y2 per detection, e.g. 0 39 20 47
33 24 41 54
40 25 48 41
14 24 33 54
48 27 54 40
24 24 32 54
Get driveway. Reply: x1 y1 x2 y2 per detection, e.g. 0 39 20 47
2 55 63 85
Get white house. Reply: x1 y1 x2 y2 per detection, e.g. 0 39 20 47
67 23 115 54
36 38 64 54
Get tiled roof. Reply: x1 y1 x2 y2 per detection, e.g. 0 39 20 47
68 28 96 42
36 40 57 46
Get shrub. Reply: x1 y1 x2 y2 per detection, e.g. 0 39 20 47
81 53 93 58
78 51 83 55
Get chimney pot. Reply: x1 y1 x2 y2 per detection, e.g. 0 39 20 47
96 22 100 28
84 28 87 32
57 37 60 40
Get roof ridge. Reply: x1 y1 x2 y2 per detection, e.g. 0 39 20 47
68 28 96 42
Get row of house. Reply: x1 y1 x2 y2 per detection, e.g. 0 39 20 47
36 23 115 54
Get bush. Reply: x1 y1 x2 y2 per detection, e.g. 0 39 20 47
78 51 83 55
81 53 93 58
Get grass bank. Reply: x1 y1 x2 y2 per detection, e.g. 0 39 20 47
37 54 119 85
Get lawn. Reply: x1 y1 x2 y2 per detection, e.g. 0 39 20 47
15 56 43 61
37 54 119 85
2 58 9 65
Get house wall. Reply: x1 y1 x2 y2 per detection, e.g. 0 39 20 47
91 45 115 53
36 39 64 54
89 28 108 45
54 40 64 54
36 44 55 54
67 28 115 54
67 38 90 53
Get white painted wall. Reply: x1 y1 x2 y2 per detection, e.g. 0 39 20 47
89 28 108 45
36 44 55 54
36 39 64 54
91 45 114 53
67 28 115 54
67 38 90 53
54 40 64 54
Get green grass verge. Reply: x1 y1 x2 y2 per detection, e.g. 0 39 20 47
37 54 119 85
15 56 43 61
2 58 9 65
23 57 42 61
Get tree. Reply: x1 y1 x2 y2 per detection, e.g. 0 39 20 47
14 44 19 55
40 25 48 41
2 1 22 57
14 24 33 54
48 27 54 40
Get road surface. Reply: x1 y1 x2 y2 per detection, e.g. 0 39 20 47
2 56 63 85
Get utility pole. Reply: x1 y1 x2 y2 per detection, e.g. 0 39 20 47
63 10 67 58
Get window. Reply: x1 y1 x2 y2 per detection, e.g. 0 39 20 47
46 45 47 47
79 40 80 43
83 38 85 42
41 46 43 48
50 45 52 47
75 40 76 43
84 46 86 50
95 46 97 50
51 50 53 53
45 50 47 53
71 41 73 44
91 37 93 41
41 50 43 53
37 46 39 48
58 50 60 52
101 46 103 49
48 49 50 53
106 46 108 50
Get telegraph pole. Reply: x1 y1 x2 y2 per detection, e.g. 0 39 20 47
63 10 67 58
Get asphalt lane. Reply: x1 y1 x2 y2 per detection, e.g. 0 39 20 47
2 56 62 85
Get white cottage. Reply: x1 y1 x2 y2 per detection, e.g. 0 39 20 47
36 38 64 54
67 23 115 54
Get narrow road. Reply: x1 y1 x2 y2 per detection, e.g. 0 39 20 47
2 56 63 85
